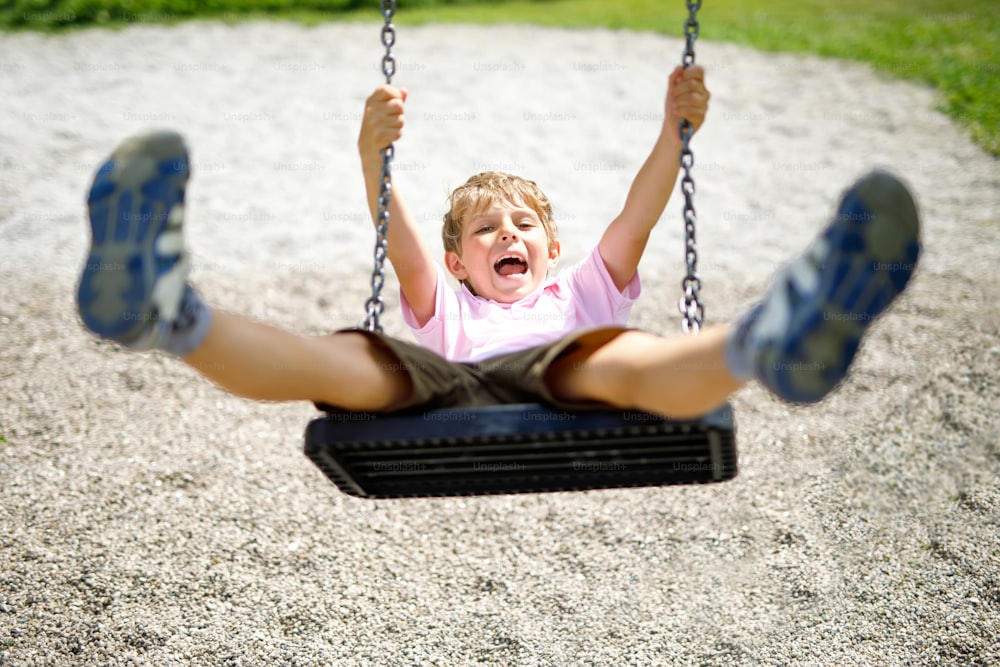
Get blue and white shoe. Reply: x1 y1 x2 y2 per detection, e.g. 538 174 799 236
736 169 921 404
77 131 191 351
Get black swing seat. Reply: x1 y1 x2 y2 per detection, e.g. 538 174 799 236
304 402 737 498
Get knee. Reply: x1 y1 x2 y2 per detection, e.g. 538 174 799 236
313 332 413 410
566 330 657 408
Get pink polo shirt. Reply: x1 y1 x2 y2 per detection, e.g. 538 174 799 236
400 245 641 363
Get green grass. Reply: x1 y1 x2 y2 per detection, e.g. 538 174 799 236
2 0 997 155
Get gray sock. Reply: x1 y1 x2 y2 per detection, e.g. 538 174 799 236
163 285 213 357
724 303 761 382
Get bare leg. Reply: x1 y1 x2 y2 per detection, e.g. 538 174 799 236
546 327 744 420
182 310 412 410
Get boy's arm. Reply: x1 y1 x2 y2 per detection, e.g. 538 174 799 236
358 85 438 327
599 65 709 291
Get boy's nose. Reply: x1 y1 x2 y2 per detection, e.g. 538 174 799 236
500 221 517 240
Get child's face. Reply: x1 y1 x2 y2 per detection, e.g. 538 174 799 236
445 198 560 303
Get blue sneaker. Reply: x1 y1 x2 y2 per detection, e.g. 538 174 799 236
737 169 921 404
76 131 191 351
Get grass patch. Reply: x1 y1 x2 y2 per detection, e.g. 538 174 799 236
2 0 997 154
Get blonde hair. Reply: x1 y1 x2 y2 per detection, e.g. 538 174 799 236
442 171 558 258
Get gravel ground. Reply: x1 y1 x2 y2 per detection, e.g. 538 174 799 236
1 21 998 666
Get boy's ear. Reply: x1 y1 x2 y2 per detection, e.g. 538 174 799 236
444 250 469 280
547 239 561 268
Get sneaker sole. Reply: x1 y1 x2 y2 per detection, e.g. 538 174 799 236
76 131 190 348
756 169 921 403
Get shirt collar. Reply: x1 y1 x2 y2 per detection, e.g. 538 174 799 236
459 273 560 308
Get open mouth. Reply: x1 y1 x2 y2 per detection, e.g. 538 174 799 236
494 255 529 276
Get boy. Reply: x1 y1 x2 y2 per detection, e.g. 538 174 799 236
76 65 920 420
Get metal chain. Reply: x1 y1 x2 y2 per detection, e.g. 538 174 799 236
678 0 703 333
361 0 398 333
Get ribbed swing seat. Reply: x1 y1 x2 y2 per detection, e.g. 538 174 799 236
304 402 737 498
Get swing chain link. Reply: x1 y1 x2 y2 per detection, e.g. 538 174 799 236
379 0 397 82
678 0 703 334
362 0 398 333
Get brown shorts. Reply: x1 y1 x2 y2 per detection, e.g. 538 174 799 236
315 326 632 414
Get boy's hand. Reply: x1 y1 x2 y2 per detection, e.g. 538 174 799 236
358 84 407 164
665 64 709 138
